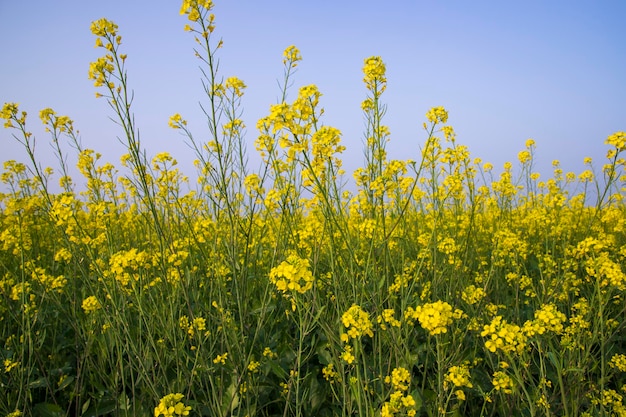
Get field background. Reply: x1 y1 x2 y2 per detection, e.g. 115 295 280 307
1 2 626 417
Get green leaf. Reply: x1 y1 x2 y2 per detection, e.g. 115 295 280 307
82 399 117 417
33 403 63 417
81 400 90 416
28 377 49 389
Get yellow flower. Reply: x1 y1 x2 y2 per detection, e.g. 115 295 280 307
610 354 626 372
4 358 20 373
213 353 228 365
445 364 473 389
341 304 374 340
386 367 411 392
283 45 302 66
1 102 20 128
322 363 338 381
247 361 260 373
225 76 247 97
154 393 191 417
269 254 314 294
425 106 448 124
492 371 514 394
405 300 461 336
341 345 355 364
481 316 527 354
606 131 625 151
90 18 118 37
363 56 387 89
81 296 101 313
461 285 486 305
168 113 186 128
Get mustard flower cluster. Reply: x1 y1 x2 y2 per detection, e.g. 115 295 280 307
606 131 626 151
213 352 228 365
610 354 626 372
88 18 121 90
492 371 514 394
154 393 191 417
461 284 486 305
445 363 474 393
268 254 314 294
381 367 417 417
377 308 401 330
362 56 387 91
481 316 527 354
425 106 449 125
4 358 20 373
405 300 462 336
283 45 302 67
179 315 207 337
180 0 213 22
341 304 374 341
523 303 567 337
81 296 101 313
589 389 626 416
322 363 338 382
1 102 26 129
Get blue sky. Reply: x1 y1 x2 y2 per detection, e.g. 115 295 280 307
1 0 624 191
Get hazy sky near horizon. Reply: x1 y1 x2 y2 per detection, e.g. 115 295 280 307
1 0 624 190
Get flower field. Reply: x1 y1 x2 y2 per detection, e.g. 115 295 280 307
1 1 625 416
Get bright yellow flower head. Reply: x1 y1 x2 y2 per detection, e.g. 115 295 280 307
81 296 101 313
90 18 118 37
363 56 387 89
283 45 302 67
405 300 461 336
425 106 449 124
154 393 191 417
341 304 374 340
269 254 314 294
606 131 625 151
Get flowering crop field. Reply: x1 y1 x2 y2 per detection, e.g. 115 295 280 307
1 2 626 417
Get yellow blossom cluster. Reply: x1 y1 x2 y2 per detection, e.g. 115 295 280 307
481 316 527 354
341 304 374 341
523 304 567 337
179 315 208 338
381 368 417 417
362 56 386 90
269 254 314 294
492 371 514 394
81 296 101 313
405 300 462 336
445 363 473 401
610 354 626 372
154 393 191 417
377 308 401 330
461 284 486 305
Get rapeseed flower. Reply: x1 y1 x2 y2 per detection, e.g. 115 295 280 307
81 296 101 313
269 254 314 294
492 371 514 394
425 106 448 124
445 363 473 389
384 367 411 392
341 304 374 341
610 354 626 372
154 393 191 417
363 56 386 90
481 316 527 354
405 300 462 336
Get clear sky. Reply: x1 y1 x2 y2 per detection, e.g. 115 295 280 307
1 0 624 191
